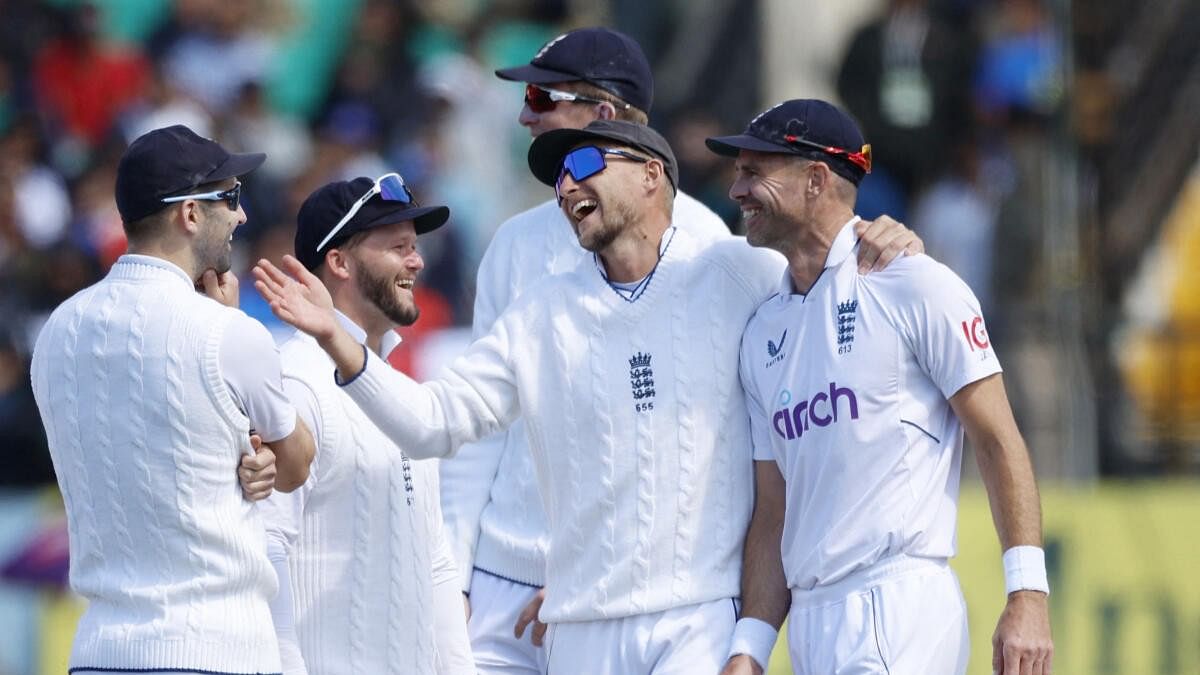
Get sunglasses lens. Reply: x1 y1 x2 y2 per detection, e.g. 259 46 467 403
225 183 241 211
564 147 606 182
524 84 555 113
378 174 412 203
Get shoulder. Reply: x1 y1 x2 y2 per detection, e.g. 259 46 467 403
698 238 787 293
672 191 731 242
490 199 563 245
859 253 981 313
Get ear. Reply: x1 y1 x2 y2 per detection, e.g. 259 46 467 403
323 247 354 281
807 162 830 197
594 101 617 121
644 158 665 193
179 201 203 234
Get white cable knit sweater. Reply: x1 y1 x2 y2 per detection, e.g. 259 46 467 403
30 256 279 674
342 229 785 622
440 193 731 590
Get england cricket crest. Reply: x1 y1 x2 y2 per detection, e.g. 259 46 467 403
837 299 858 355
629 351 655 412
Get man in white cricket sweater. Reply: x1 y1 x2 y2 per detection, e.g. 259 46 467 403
254 121 919 674
31 125 315 675
439 27 923 675
713 100 1054 675
260 176 473 674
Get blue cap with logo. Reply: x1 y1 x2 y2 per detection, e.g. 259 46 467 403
495 27 654 113
706 99 872 185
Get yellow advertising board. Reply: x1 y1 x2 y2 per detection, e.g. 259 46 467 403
769 484 1200 675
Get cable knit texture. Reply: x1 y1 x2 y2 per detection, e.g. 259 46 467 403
440 193 731 590
279 333 438 674
343 230 786 622
30 255 279 674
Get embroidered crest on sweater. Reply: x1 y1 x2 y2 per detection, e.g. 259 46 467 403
629 352 656 412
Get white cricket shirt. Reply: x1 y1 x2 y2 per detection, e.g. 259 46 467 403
739 217 1002 591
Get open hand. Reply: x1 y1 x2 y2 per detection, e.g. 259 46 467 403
238 434 277 501
514 588 548 647
854 215 924 273
253 255 338 342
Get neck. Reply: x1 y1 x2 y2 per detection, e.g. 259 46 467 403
127 238 199 281
332 286 391 355
596 210 671 283
783 201 855 294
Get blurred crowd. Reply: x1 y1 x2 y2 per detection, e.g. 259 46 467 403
0 0 1067 488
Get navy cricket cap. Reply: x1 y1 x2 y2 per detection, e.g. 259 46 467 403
294 177 450 271
527 119 677 192
495 27 653 113
115 124 266 222
706 99 871 185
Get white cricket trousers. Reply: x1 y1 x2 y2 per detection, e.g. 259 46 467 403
545 596 738 675
469 567 549 675
786 555 969 675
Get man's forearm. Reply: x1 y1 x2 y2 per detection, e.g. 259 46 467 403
974 432 1043 550
740 509 790 627
317 325 368 384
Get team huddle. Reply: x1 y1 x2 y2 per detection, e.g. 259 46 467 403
30 27 1053 675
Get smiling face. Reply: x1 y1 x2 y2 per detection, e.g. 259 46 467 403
729 150 812 250
556 144 647 252
192 178 246 275
343 220 424 327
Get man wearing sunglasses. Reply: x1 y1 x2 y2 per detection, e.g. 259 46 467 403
711 100 1053 675
439 27 926 675
259 175 474 674
30 124 315 675
252 116 923 673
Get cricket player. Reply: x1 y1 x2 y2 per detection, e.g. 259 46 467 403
262 176 473 674
713 100 1054 675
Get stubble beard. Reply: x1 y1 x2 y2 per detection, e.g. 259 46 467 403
357 262 420 327
578 198 636 253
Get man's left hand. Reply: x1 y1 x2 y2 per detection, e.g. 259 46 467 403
992 590 1053 675
854 215 924 273
199 269 240 308
239 434 277 501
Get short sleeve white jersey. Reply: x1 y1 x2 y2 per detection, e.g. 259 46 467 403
739 217 1003 590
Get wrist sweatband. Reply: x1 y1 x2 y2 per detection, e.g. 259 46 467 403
728 617 778 670
1002 545 1050 596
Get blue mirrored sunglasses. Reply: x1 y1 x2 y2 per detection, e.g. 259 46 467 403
555 146 649 203
317 172 414 251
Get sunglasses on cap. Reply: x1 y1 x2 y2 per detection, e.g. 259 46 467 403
555 145 650 204
524 84 630 114
783 134 873 173
161 180 242 211
317 172 415 252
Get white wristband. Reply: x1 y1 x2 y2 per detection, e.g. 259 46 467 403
728 617 778 670
1002 545 1050 596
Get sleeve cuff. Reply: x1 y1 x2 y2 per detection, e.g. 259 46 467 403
728 616 778 670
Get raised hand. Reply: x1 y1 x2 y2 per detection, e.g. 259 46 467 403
253 255 338 342
198 269 240 308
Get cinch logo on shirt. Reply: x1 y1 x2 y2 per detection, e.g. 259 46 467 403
772 382 860 440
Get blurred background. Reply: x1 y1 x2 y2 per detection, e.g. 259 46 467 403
0 0 1195 673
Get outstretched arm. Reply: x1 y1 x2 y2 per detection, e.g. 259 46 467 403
254 256 522 460
951 374 1053 675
